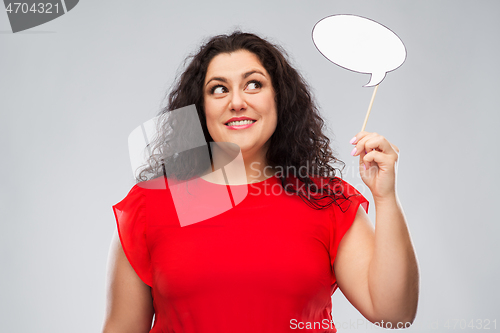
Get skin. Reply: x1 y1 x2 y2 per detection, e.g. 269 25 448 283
102 51 419 331
102 231 154 333
102 50 280 332
201 50 279 184
334 132 419 327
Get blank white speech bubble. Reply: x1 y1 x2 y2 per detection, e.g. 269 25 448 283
312 14 406 87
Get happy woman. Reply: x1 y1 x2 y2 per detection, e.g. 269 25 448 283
102 31 419 333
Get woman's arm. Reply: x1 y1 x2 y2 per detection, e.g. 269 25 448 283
102 230 155 333
334 132 419 328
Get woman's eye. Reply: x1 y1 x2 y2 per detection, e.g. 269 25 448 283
211 86 226 94
246 81 261 90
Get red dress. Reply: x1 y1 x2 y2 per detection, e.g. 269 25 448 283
112 174 368 333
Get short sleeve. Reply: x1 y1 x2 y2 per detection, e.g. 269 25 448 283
112 184 153 287
329 179 369 270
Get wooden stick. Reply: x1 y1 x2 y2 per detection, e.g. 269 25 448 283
361 84 379 132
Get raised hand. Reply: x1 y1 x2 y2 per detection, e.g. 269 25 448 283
350 131 400 201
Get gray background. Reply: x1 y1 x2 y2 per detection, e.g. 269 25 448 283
1 0 499 332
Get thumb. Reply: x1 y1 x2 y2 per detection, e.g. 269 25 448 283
358 149 367 171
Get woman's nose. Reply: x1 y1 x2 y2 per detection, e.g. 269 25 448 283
229 90 247 111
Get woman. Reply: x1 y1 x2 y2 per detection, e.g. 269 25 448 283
103 31 419 333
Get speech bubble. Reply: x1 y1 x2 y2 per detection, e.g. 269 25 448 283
312 14 406 87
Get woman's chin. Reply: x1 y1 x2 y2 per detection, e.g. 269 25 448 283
212 137 266 157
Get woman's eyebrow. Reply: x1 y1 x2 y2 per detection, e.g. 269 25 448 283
205 70 267 87
243 70 266 79
205 76 227 87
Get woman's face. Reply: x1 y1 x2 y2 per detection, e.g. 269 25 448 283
203 50 278 162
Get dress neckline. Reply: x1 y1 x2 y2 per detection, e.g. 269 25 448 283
198 173 277 186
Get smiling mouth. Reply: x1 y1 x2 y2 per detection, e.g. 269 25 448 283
225 119 257 127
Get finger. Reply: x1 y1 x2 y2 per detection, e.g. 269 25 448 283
363 150 398 168
351 132 378 156
363 135 394 154
350 131 371 145
358 149 368 170
356 134 399 162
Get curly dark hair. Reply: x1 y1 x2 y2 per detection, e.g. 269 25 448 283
137 31 356 210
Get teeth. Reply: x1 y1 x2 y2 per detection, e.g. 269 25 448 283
226 120 256 126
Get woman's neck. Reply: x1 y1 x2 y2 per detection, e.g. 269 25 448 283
199 145 277 185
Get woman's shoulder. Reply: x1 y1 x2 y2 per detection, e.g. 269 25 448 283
305 175 368 212
307 175 356 191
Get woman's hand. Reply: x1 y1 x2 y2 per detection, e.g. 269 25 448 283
341 133 418 325
350 131 400 201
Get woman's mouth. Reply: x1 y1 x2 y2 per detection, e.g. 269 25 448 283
225 119 257 130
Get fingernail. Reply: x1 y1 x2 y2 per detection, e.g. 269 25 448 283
351 147 357 156
349 137 357 144
364 164 367 170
